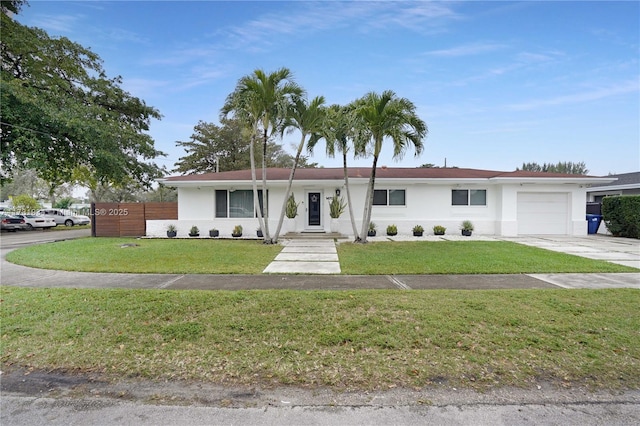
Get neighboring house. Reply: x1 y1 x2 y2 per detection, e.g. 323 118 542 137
586 172 640 202
586 171 639 235
151 167 614 238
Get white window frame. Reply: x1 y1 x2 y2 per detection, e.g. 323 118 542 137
373 189 406 206
451 189 487 206
215 189 267 218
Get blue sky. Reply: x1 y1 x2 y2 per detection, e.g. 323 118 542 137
17 1 640 176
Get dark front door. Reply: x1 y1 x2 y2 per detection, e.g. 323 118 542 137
308 192 321 226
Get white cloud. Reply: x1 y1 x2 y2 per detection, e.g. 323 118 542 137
142 47 222 66
178 66 229 91
122 78 170 99
107 28 149 45
441 48 562 86
508 80 639 111
366 2 460 33
223 1 460 49
516 51 558 63
425 42 507 57
30 14 81 34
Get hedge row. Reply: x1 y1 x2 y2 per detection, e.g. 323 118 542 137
602 195 640 239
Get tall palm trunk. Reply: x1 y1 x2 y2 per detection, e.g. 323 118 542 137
273 132 306 242
250 133 266 236
360 153 379 243
260 128 271 242
343 151 360 242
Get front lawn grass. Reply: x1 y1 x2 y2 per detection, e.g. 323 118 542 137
1 286 638 390
337 241 637 274
6 238 636 274
6 238 281 274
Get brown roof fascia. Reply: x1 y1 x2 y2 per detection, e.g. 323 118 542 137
162 167 605 183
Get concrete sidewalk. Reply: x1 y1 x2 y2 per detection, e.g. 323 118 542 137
2 257 638 290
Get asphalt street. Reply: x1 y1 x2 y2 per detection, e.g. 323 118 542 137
3 393 639 426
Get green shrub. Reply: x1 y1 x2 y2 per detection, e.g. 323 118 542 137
602 195 640 239
433 225 446 235
328 195 346 219
10 194 41 213
285 194 299 218
53 197 74 209
386 224 398 236
460 220 474 231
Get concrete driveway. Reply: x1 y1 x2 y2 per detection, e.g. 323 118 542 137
500 234 640 269
497 234 640 289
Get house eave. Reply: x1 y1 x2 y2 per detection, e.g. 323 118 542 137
158 176 615 187
156 178 349 188
587 183 637 192
489 177 617 185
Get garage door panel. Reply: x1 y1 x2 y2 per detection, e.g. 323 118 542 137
517 193 568 235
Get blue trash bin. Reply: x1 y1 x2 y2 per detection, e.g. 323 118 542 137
586 214 602 234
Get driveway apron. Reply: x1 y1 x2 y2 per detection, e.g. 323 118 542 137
263 239 340 274
501 235 640 269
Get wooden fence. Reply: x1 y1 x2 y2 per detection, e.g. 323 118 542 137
91 202 177 237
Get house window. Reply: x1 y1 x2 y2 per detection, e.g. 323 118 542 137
215 189 267 218
215 190 227 217
389 189 405 206
373 189 406 206
452 189 487 206
373 190 387 205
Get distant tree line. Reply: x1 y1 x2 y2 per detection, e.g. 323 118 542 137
517 161 589 175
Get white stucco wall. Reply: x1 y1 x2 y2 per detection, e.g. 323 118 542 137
570 186 589 235
147 180 590 238
178 187 215 220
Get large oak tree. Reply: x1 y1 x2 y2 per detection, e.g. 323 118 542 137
1 1 165 190
173 118 315 176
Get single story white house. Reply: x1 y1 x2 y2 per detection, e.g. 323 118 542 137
151 167 615 238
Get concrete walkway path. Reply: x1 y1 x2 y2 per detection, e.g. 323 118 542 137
262 239 341 274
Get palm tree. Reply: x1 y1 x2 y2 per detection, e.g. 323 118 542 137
353 90 427 243
310 104 363 241
272 95 326 242
220 68 304 243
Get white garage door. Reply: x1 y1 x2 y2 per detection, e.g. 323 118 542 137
517 192 569 235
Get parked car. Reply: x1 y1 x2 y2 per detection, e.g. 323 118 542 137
1 214 27 232
13 214 57 230
37 209 91 227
